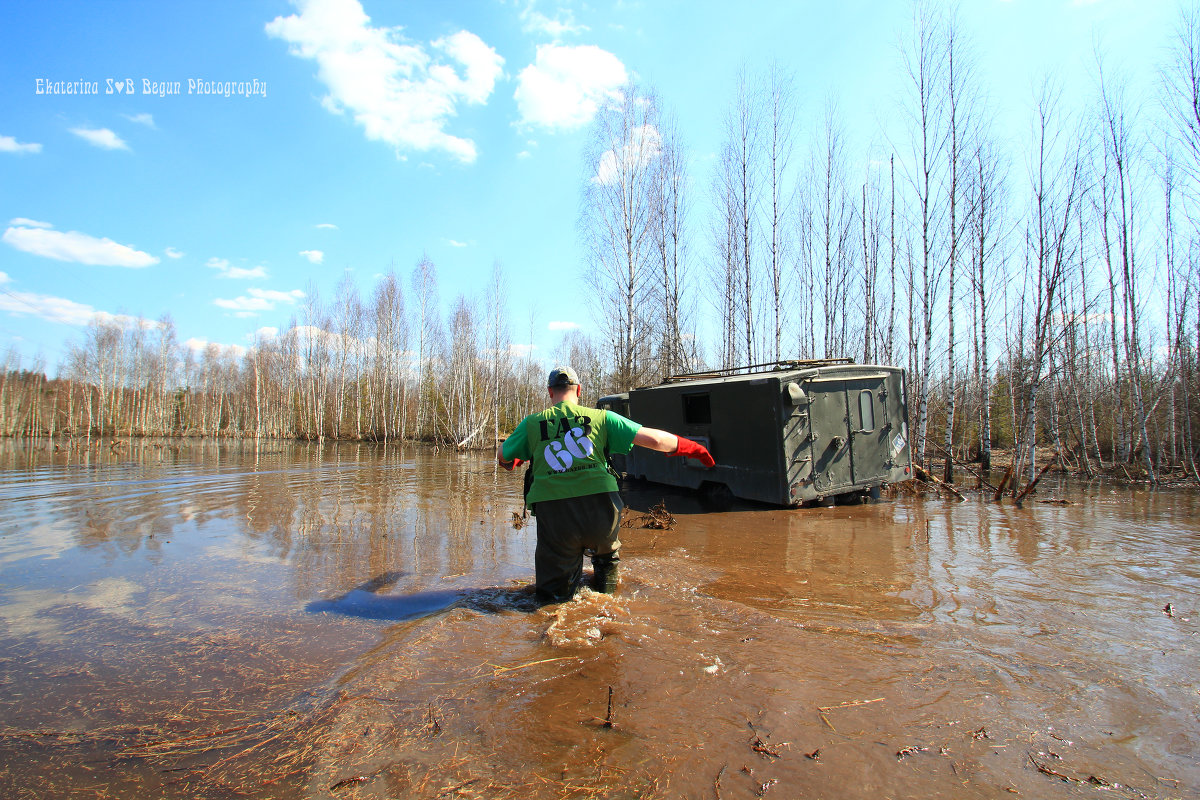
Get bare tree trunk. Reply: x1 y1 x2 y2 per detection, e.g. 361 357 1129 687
969 143 1001 472
1098 56 1156 482
765 63 795 363
888 155 897 364
943 18 970 483
1018 83 1083 483
901 2 949 469
583 81 659 389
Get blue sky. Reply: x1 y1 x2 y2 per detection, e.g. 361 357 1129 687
0 0 1182 375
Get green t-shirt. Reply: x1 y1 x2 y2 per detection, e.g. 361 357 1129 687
502 401 642 504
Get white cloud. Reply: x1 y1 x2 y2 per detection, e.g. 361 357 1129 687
515 44 626 131
265 0 503 163
0 271 9 285
70 127 129 150
0 135 42 154
300 249 325 264
207 257 267 279
520 4 588 38
214 287 305 316
227 266 267 279
124 113 156 128
508 343 538 358
593 123 662 185
315 222 339 230
164 246 184 259
284 324 376 355
445 239 469 248
0 287 147 327
254 288 305 304
8 217 51 228
184 337 248 358
548 320 580 331
2 224 159 267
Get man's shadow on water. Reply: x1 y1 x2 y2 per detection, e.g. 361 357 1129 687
306 571 544 622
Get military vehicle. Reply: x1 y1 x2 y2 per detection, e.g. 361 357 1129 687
598 359 912 506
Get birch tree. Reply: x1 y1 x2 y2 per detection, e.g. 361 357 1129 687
650 109 691 378
582 82 661 389
900 1 949 468
941 13 975 482
1097 57 1156 481
1014 83 1083 484
764 63 796 362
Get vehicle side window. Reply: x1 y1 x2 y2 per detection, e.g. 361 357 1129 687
683 393 711 424
859 390 875 432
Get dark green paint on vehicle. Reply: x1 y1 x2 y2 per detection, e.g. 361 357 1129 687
599 360 913 507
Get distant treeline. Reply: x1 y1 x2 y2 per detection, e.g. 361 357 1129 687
5 4 1200 485
0 263 556 447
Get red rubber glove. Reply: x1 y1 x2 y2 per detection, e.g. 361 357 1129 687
499 456 525 471
670 437 714 467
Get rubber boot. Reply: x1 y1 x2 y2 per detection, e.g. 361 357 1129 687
591 552 620 594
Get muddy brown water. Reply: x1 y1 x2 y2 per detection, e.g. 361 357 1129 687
0 440 1196 799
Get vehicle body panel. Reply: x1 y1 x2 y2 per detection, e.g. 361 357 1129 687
599 362 912 506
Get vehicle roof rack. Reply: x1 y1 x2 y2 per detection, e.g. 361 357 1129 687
660 358 854 384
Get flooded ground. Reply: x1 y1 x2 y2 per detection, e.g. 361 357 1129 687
0 439 1196 799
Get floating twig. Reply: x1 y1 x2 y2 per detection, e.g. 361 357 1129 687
818 698 884 713
330 775 371 791
622 500 676 530
755 778 778 796
913 464 966 501
750 736 781 758
1028 753 1145 797
897 745 928 760
1030 753 1074 782
489 656 576 675
435 777 479 798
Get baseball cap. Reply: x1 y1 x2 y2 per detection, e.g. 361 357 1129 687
547 366 580 388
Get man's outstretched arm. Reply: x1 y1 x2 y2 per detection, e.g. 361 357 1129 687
633 427 715 467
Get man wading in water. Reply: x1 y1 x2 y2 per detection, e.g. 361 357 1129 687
498 366 715 603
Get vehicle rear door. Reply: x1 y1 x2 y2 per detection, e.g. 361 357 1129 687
808 380 853 495
845 376 889 485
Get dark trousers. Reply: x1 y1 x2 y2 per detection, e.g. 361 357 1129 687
533 491 622 602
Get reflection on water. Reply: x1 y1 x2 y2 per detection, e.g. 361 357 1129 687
0 440 1197 798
